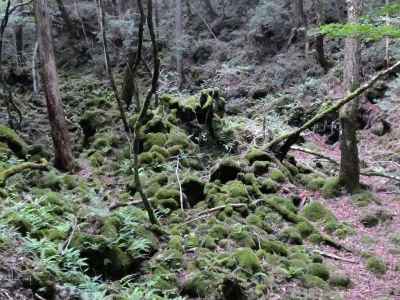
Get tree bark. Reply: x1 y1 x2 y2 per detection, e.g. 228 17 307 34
175 0 184 89
314 0 329 72
202 0 218 19
55 0 76 38
14 0 24 65
339 0 362 192
35 0 74 172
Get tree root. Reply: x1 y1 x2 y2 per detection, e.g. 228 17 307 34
0 159 48 187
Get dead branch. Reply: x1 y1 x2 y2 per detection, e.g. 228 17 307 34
313 249 357 264
175 156 185 215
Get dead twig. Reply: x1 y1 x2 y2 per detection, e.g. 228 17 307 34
313 249 357 264
175 155 185 215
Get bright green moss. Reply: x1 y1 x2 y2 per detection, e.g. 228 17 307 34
302 202 335 223
307 263 330 281
202 236 217 250
260 240 288 256
181 271 210 297
246 214 263 228
253 161 270 176
89 151 105 168
138 151 166 165
260 178 279 194
229 226 256 248
150 145 170 158
0 125 28 158
245 148 272 165
63 175 78 190
302 274 328 288
168 235 183 252
366 256 387 275
305 176 326 191
296 221 315 238
270 168 286 183
222 180 248 198
166 131 190 148
209 224 228 240
234 248 261 273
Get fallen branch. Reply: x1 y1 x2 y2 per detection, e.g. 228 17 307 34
313 249 357 264
0 160 48 187
265 60 400 156
291 146 400 183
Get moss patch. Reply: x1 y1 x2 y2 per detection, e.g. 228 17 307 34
366 256 387 275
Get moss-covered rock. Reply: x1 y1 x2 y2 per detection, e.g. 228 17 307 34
210 159 241 183
209 224 228 241
261 240 288 256
278 227 303 245
181 271 211 298
307 263 330 281
89 151 105 168
270 168 286 183
144 133 168 151
222 180 248 198
296 221 315 238
253 161 270 176
302 274 328 288
260 178 279 194
234 247 261 273
0 125 28 158
138 151 166 166
302 202 335 223
329 273 351 288
321 177 341 198
245 148 272 165
366 256 387 275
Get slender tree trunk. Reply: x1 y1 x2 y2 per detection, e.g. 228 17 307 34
175 0 183 89
314 0 329 72
14 0 24 65
293 0 308 55
55 0 76 38
0 0 12 69
339 0 362 192
121 0 145 109
35 0 74 172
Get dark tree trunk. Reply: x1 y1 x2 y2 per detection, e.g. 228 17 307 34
339 0 362 192
35 0 75 172
14 0 24 65
314 0 329 72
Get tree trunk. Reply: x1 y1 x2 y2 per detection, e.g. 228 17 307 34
35 0 74 172
339 0 362 192
336 0 348 22
314 0 329 72
55 0 76 38
175 0 183 89
293 0 308 55
14 0 24 65
0 0 12 69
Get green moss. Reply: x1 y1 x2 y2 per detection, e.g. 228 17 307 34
279 227 303 245
246 214 263 228
0 125 28 158
89 151 105 168
305 176 326 191
168 235 183 252
150 145 169 158
222 180 248 198
181 271 210 297
138 151 166 165
267 195 297 213
100 216 120 239
209 224 228 240
329 273 351 288
39 171 63 191
234 248 261 273
144 133 168 151
186 233 200 248
270 168 286 183
63 175 78 190
245 148 272 165
261 240 288 256
309 233 323 244
167 145 182 156
307 263 330 281
366 256 387 275
210 159 241 183
159 198 179 210
321 177 341 198
229 226 255 248
302 274 328 288
260 179 279 194
202 236 217 250
166 131 191 148
351 191 377 207
302 202 335 223
296 221 315 238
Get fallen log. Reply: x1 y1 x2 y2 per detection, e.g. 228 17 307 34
0 159 48 187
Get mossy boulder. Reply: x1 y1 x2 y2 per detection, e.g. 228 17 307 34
302 202 335 223
303 175 326 191
261 240 288 256
270 168 286 183
89 151 105 168
307 263 330 281
234 248 261 273
329 273 351 288
245 148 272 165
302 274 328 289
296 221 315 238
253 161 270 176
209 224 229 241
79 110 104 141
278 227 303 245
144 133 168 151
222 180 248 198
366 256 387 275
138 151 166 166
321 177 341 198
259 178 279 194
210 159 241 183
0 125 28 158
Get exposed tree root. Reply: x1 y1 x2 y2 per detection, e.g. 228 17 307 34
0 159 48 187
